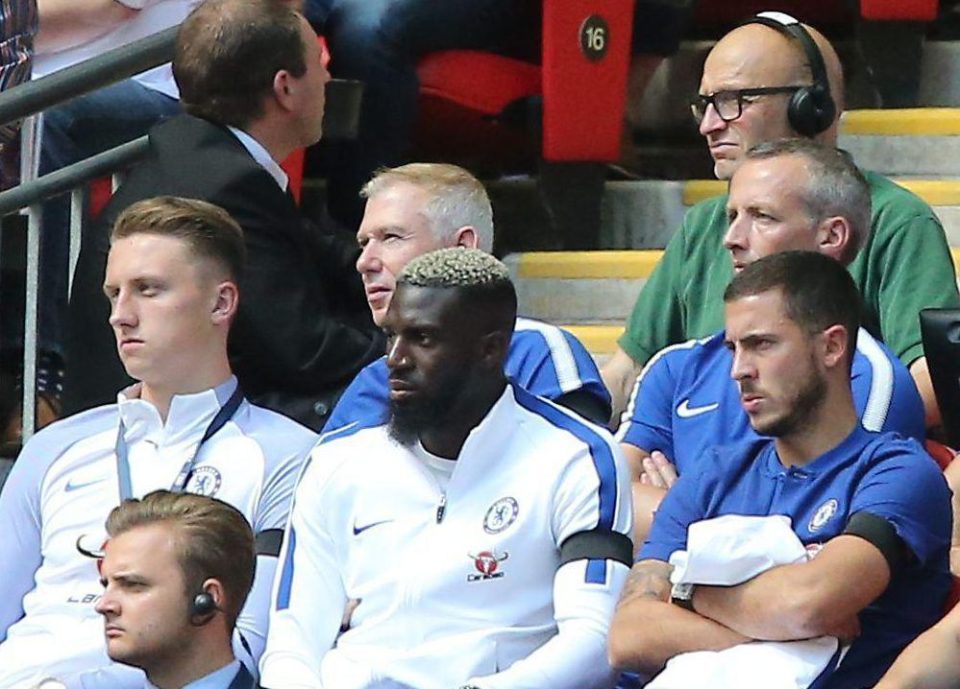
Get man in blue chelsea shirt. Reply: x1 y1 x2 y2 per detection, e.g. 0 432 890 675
608 251 951 689
324 162 611 431
617 139 926 541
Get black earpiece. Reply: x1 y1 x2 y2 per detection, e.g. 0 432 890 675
190 591 218 624
743 12 836 137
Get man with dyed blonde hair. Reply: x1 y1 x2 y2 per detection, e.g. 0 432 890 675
0 197 315 688
327 162 612 428
262 248 633 689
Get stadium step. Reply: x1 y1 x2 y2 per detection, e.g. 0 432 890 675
838 108 960 179
598 176 960 251
679 176 960 250
479 173 960 253
505 249 960 358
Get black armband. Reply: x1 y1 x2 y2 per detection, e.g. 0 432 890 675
844 511 908 574
559 528 633 568
255 529 284 557
553 390 612 427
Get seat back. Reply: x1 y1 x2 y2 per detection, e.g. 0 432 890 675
861 0 938 21
541 0 635 161
694 1 850 29
920 308 960 448
693 0 937 26
414 0 635 167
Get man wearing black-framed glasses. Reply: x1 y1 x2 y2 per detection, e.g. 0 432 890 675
689 86 802 127
602 12 958 445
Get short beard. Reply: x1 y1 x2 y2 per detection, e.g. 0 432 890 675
755 363 827 438
388 389 459 447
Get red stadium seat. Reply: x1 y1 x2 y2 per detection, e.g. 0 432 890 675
694 1 849 27
413 0 635 169
693 0 937 26
861 0 937 22
411 0 635 247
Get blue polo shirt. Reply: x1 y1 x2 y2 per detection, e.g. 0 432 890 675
642 426 951 689
324 317 610 433
616 329 925 475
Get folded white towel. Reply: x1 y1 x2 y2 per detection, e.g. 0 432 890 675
648 514 841 689
669 514 809 586
648 637 840 689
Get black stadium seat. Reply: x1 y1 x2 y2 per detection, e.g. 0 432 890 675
920 308 960 447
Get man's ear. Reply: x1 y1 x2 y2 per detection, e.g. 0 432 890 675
477 330 510 370
816 216 851 263
212 281 239 325
452 226 479 250
201 578 226 611
820 323 849 370
272 70 296 112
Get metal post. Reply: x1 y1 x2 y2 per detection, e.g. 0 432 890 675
21 203 40 442
19 114 39 185
17 114 41 443
68 187 84 299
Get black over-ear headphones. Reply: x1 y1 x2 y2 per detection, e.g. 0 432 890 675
191 590 218 625
742 11 836 137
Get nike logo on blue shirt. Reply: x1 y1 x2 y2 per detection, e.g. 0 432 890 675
676 400 720 418
64 476 108 492
352 519 392 536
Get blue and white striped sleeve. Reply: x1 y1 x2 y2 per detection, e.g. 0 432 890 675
508 321 611 418
322 358 390 435
851 332 925 443
481 390 632 689
615 340 695 459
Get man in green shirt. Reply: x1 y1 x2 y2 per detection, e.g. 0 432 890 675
601 12 959 429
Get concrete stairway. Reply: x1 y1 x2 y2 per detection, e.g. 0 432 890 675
506 107 960 360
505 248 960 360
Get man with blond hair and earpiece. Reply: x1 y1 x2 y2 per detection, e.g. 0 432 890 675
88 490 258 689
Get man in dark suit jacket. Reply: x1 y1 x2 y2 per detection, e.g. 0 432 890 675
65 0 383 430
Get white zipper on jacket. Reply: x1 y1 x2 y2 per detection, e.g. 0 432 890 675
436 492 447 523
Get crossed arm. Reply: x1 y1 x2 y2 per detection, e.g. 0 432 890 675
608 559 749 674
621 447 674 547
609 535 891 675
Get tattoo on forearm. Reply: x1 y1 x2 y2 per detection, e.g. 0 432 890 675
618 561 672 607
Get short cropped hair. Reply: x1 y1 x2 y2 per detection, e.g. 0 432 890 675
398 247 516 331
744 139 871 266
174 0 307 128
105 490 255 632
362 164 495 252
111 196 246 283
724 250 861 369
